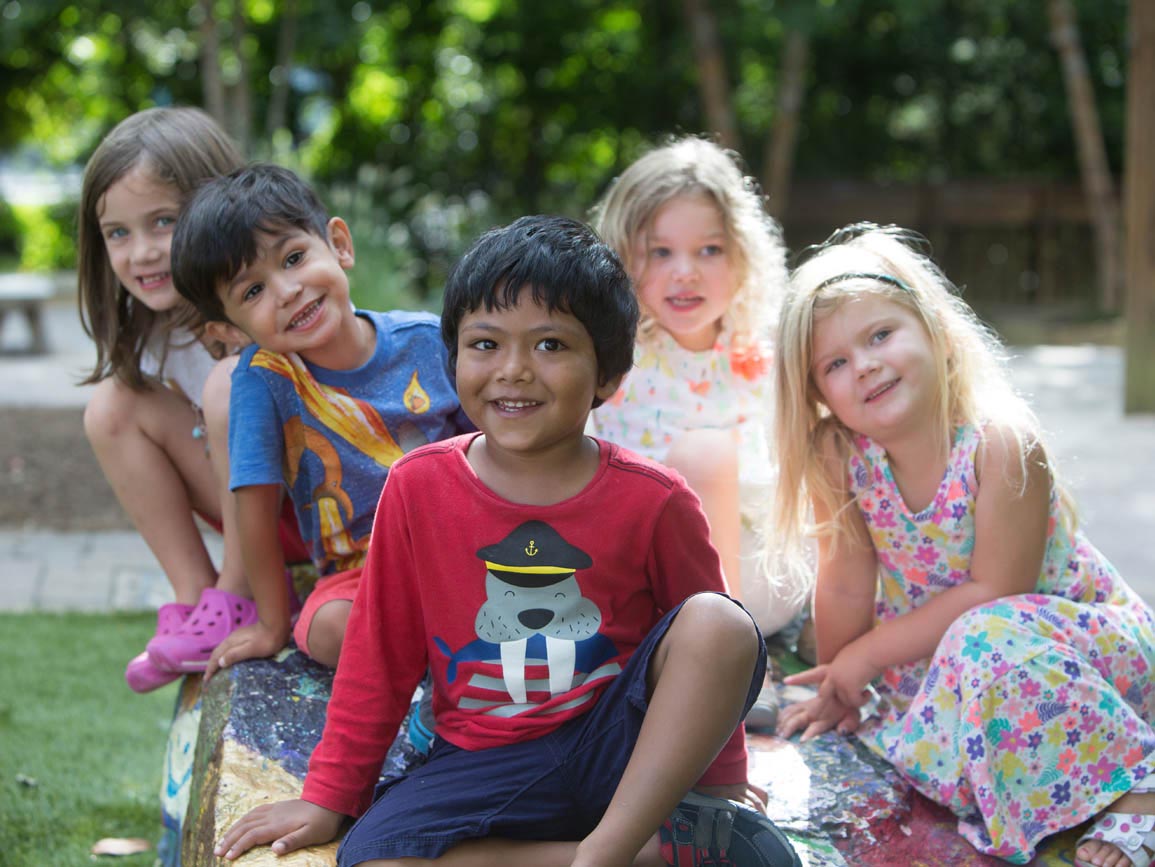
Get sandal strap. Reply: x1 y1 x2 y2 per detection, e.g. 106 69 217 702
1080 811 1155 867
1135 767 1155 796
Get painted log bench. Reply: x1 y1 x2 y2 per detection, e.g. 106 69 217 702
165 663 1088 866
165 649 425 867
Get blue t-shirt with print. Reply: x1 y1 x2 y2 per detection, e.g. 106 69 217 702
229 309 471 576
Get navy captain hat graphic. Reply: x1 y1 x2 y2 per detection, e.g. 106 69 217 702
477 520 592 588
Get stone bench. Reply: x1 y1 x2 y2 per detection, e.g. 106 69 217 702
0 272 54 354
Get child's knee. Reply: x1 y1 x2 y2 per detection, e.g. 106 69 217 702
305 599 353 666
665 429 739 490
83 377 137 444
674 593 760 663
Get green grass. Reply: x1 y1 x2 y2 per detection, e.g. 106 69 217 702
0 612 177 867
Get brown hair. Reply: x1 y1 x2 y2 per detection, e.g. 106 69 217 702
77 107 244 388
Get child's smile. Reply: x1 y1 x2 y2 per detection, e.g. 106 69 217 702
98 164 184 313
213 219 372 370
633 193 737 352
455 292 621 467
287 297 325 331
810 294 938 447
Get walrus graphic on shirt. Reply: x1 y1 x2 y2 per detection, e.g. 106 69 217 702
434 520 621 717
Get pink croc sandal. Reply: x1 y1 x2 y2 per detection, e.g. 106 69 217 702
124 602 194 693
146 588 258 673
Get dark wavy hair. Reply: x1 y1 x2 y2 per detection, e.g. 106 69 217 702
171 164 330 323
441 215 638 407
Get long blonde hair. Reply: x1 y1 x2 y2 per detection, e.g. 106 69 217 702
773 223 1074 577
78 107 244 388
591 136 786 346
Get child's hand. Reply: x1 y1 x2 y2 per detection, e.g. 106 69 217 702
785 650 880 711
694 782 769 813
206 621 289 680
776 694 860 742
214 798 343 860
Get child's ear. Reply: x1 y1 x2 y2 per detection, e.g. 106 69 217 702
204 320 250 351
327 217 355 269
594 372 626 404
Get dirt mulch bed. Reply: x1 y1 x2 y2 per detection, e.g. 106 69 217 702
0 407 133 530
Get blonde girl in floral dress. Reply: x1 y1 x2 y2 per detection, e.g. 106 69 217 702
591 136 805 638
773 222 1155 866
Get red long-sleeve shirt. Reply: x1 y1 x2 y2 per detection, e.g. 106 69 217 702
302 434 748 817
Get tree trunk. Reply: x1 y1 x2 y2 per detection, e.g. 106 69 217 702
229 1 252 155
1049 0 1122 311
266 0 299 141
1124 0 1155 412
762 29 809 219
680 0 738 149
198 0 225 126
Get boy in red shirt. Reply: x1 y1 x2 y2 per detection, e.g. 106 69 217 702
215 216 799 867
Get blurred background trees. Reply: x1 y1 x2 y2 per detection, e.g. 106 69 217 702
0 0 1134 318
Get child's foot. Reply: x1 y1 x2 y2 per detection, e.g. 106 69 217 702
146 588 258 673
1076 789 1155 867
124 602 194 693
660 792 801 866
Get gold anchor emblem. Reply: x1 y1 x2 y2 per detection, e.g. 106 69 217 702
525 540 538 556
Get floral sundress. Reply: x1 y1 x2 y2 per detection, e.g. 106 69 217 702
590 328 807 634
849 424 1155 862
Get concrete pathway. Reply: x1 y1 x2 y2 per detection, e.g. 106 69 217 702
0 299 1152 612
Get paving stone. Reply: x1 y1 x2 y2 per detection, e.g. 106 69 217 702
110 566 174 610
0 557 45 611
36 564 111 610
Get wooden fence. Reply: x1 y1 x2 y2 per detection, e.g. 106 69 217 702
778 180 1103 313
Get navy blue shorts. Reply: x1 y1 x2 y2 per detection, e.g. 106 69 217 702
336 592 766 866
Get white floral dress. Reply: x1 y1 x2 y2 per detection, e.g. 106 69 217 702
590 328 802 633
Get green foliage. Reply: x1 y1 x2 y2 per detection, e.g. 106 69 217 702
10 202 77 271
0 0 1129 299
0 612 175 867
0 196 20 256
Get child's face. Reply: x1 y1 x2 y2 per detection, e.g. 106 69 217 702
632 193 737 352
810 293 939 445
455 291 622 462
98 164 184 312
211 218 356 363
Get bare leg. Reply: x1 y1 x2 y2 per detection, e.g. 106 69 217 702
84 377 221 605
664 431 742 600
366 596 758 867
575 593 760 866
202 356 249 597
304 599 353 667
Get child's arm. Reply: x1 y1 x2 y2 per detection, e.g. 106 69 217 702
205 483 291 678
217 467 426 859
781 434 878 739
814 427 1051 711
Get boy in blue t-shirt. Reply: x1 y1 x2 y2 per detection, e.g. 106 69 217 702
168 163 470 673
